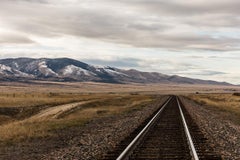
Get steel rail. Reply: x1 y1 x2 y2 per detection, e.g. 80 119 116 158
177 97 199 160
116 96 172 160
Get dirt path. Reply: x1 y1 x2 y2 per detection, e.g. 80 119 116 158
29 100 93 121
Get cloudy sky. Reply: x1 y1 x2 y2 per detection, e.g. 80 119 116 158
0 0 240 84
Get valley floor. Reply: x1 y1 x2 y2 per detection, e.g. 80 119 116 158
0 82 239 159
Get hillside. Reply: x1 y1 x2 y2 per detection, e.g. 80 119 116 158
0 58 231 85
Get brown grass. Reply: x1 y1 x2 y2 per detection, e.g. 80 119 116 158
0 81 239 144
0 93 155 144
0 92 116 108
187 93 240 125
1 81 239 95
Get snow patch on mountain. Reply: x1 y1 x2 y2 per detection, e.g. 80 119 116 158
38 61 58 77
62 65 95 76
13 62 19 69
0 64 32 77
0 64 12 72
102 67 129 76
14 70 33 77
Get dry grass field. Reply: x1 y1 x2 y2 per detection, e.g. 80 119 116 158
1 81 239 94
0 81 239 145
0 81 240 159
187 93 240 125
0 87 155 144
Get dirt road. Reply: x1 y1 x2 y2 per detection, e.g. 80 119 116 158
29 100 93 121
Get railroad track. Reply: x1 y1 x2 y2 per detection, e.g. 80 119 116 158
103 96 221 160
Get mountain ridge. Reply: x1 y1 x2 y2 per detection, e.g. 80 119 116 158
0 57 231 85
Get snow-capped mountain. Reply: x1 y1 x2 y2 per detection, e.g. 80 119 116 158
0 64 32 78
0 57 231 85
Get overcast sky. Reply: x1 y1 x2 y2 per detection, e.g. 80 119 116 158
0 0 240 84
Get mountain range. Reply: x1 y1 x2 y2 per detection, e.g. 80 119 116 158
0 57 230 85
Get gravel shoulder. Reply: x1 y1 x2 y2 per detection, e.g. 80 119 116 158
180 96 240 160
0 96 168 160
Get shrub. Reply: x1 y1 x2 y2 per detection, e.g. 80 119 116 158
233 93 240 96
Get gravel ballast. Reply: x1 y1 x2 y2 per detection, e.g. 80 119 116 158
180 96 240 160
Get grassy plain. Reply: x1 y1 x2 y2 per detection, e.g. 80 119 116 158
0 81 239 144
1 81 239 94
0 82 156 143
187 93 240 125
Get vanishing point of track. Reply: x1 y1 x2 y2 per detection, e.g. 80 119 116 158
103 96 221 160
